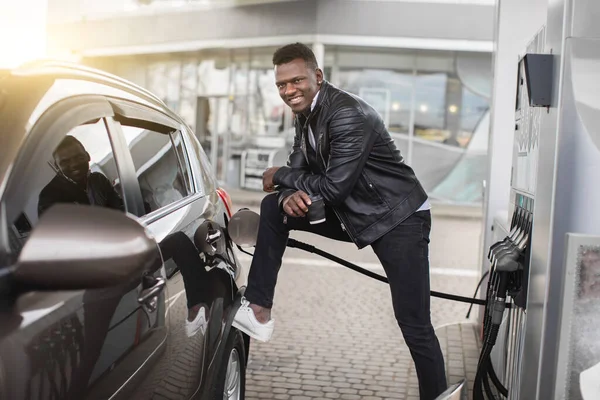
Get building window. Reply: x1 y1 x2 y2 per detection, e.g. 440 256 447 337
147 61 181 112
331 47 491 203
107 45 492 204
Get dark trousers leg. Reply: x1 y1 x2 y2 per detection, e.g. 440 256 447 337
371 210 447 400
160 231 218 309
244 193 351 308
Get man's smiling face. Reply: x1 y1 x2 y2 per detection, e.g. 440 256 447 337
275 58 323 114
54 141 90 185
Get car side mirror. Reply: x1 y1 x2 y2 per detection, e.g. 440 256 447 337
14 204 160 290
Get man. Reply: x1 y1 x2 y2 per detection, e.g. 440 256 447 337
232 43 447 399
38 135 124 216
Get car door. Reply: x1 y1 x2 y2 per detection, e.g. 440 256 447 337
0 95 166 400
105 98 240 399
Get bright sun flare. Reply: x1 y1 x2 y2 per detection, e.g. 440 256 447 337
0 0 48 69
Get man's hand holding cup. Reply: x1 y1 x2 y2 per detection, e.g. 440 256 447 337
283 191 326 224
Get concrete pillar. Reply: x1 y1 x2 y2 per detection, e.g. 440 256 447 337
481 0 548 275
312 42 325 72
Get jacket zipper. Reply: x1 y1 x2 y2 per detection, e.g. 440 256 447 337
332 208 357 244
362 173 374 190
319 135 327 170
316 131 356 242
311 115 356 243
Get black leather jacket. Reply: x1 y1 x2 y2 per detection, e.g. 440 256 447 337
273 81 428 249
38 172 124 217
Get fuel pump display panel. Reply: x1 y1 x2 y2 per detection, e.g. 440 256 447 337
511 30 546 199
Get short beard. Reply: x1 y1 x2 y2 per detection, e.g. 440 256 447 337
300 104 312 117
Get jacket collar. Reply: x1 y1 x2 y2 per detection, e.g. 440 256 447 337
297 80 331 124
312 80 331 114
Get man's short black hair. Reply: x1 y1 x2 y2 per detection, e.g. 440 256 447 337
272 42 319 69
53 135 86 160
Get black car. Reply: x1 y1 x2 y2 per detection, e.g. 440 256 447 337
0 61 250 400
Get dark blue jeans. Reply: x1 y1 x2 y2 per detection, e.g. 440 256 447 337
245 193 447 399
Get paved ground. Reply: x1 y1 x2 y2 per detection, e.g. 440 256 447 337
231 190 483 400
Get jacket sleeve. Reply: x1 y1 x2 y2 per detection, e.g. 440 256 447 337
273 106 375 206
286 121 310 171
276 123 310 208
92 173 125 211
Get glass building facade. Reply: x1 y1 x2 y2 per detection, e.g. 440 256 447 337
87 44 491 204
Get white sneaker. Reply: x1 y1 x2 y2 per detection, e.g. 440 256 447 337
232 298 274 342
185 306 207 337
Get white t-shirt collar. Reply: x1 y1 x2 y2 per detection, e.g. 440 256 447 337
310 90 320 112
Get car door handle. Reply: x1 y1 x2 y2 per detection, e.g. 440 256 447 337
138 277 166 304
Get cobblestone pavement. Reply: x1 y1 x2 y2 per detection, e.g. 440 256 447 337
237 208 483 400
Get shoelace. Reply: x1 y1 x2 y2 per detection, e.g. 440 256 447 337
240 298 250 309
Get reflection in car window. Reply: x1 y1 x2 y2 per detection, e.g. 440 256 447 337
183 128 214 195
6 119 123 256
120 125 192 215
172 131 193 195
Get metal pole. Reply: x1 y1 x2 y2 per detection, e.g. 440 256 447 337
407 57 417 165
211 98 220 180
222 112 231 182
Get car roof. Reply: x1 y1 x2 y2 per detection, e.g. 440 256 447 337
0 60 185 199
7 60 170 110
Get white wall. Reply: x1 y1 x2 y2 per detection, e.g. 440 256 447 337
481 0 548 273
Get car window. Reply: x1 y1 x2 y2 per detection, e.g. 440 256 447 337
182 127 215 195
172 130 194 195
5 118 124 256
120 125 192 215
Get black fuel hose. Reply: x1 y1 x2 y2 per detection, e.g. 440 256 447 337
237 237 513 397
466 270 490 318
473 270 510 399
286 238 511 308
237 239 507 308
486 356 509 397
474 324 501 399
482 371 498 400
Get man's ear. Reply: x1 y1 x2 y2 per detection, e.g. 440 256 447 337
316 68 324 85
85 151 91 163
